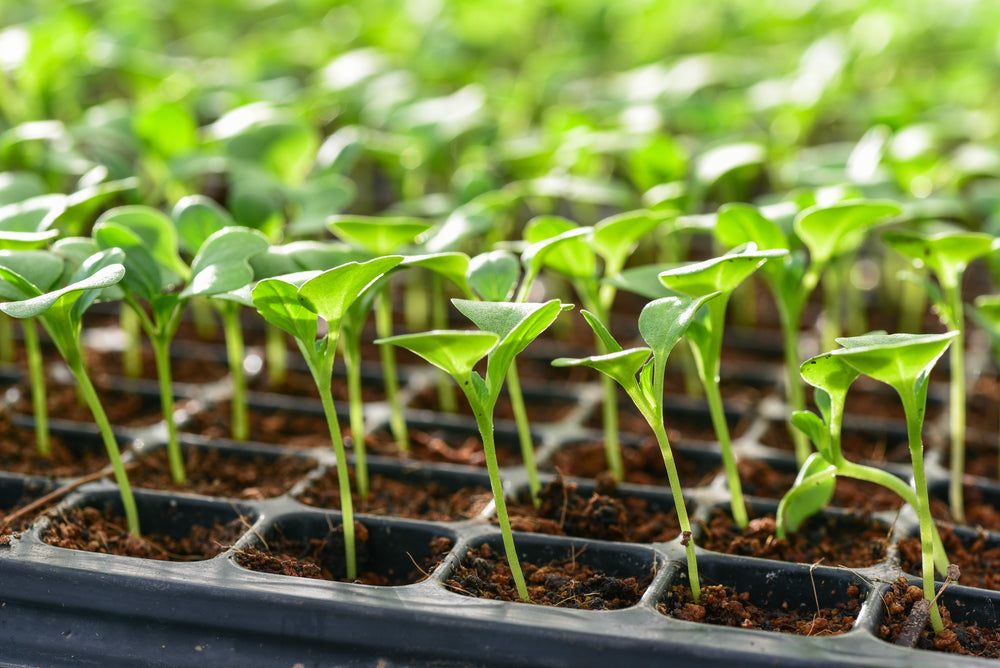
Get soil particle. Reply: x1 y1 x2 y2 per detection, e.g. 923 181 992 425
878 576 1000 657
236 524 452 586
42 504 245 560
701 509 890 567
505 474 681 543
549 438 716 487
898 524 1000 591
295 471 493 521
131 447 317 500
660 582 861 635
444 542 649 609
0 412 110 478
366 428 522 467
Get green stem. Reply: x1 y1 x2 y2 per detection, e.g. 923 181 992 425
219 303 248 442
344 334 369 499
821 271 842 352
652 422 700 602
375 291 408 449
777 299 809 465
69 357 140 536
22 318 49 457
120 305 143 378
469 398 529 602
505 365 540 506
901 391 944 633
601 374 624 480
431 275 457 413
0 315 14 363
946 284 966 524
705 374 747 528
265 324 288 389
317 361 356 581
151 336 185 484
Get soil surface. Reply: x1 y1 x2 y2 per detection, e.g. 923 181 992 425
878 576 1000 657
43 504 246 560
14 382 166 428
700 509 891 567
184 400 333 447
236 523 452 586
409 383 577 424
366 428 523 467
0 412 111 478
506 474 681 543
443 542 650 609
295 471 493 521
738 458 905 512
548 438 718 487
898 524 1000 591
929 485 1000 532
660 581 862 635
130 446 318 500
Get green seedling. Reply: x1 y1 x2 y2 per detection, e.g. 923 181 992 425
833 331 958 633
93 206 271 480
338 251 471 498
794 200 902 350
253 255 404 580
519 211 667 484
377 298 569 602
775 350 948 574
883 227 999 523
171 197 272 442
328 215 435 451
659 243 787 528
0 248 138 534
553 294 717 602
715 200 902 464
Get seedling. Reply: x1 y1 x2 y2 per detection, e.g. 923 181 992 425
552 294 717 602
969 294 1000 458
0 248 138 534
882 227 999 522
775 350 948 575
518 211 667 483
659 243 787 528
93 206 271 480
715 200 902 464
832 331 958 633
377 298 568 602
328 215 435 451
253 256 404 580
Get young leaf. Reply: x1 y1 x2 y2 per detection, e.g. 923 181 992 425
402 252 472 298
658 243 788 297
552 348 651 400
794 200 901 268
179 227 270 298
172 195 234 256
468 250 520 302
791 410 830 458
715 203 789 251
1 261 124 320
590 210 666 271
605 264 678 300
779 452 837 533
328 215 433 255
638 293 719 361
376 330 498 381
580 309 623 354
832 331 957 396
0 250 63 298
252 275 321 347
883 229 998 290
94 206 189 281
298 255 405 328
523 216 596 280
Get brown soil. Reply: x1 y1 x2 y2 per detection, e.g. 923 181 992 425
295 471 493 521
247 367 386 403
184 401 333 447
43 504 246 560
967 374 1000 438
86 347 230 385
761 420 911 465
587 389 757 442
15 382 165 428
235 523 452 586
929 485 1000 532
0 413 111 478
548 439 718 488
700 509 891 567
443 542 650 609
899 524 1000 591
877 576 1000 657
130 446 317 500
409 384 577 424
738 458 905 512
660 581 861 635
506 474 681 543
366 428 522 467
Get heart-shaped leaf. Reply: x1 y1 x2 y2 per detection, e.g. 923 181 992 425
833 331 958 401
1 260 124 320
883 229 999 289
716 203 790 251
794 200 901 268
298 255 404 330
590 210 667 271
0 249 63 299
468 250 520 302
180 227 270 299
172 196 234 256
402 252 471 296
95 205 189 282
328 215 433 255
252 276 320 349
658 244 788 297
377 330 498 382
639 293 719 362
523 216 596 280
